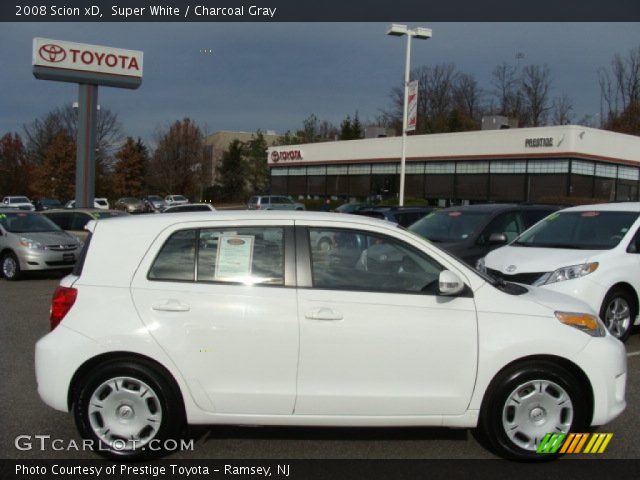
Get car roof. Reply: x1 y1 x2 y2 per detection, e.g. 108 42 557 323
42 208 121 214
436 203 560 213
559 202 640 213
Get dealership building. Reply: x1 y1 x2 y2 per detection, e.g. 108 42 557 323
267 125 640 205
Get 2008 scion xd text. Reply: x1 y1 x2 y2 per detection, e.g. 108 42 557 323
35 212 627 460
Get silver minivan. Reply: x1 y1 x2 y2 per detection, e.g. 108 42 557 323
247 195 305 211
0 209 80 280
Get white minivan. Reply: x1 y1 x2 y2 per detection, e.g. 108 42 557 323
35 212 626 460
481 203 640 341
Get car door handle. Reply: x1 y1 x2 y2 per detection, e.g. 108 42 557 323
305 308 343 321
152 300 190 312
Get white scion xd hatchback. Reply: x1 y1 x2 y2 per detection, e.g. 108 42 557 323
35 212 626 460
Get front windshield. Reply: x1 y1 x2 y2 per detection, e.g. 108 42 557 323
514 210 639 250
174 195 187 201
409 210 490 243
0 212 61 233
10 197 30 203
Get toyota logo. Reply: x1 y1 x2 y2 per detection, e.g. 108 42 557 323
271 151 280 163
506 265 517 273
39 44 66 63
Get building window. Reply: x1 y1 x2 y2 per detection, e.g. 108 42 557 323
490 160 526 174
618 166 639 181
271 168 288 177
371 163 398 174
327 165 348 175
595 164 617 178
527 160 569 174
457 161 489 174
405 162 425 174
424 162 455 174
307 166 327 176
288 167 307 176
572 160 595 176
348 164 371 175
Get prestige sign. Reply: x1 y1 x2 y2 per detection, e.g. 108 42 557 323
33 38 143 78
524 137 554 148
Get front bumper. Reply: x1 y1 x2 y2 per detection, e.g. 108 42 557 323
18 247 78 271
572 333 627 425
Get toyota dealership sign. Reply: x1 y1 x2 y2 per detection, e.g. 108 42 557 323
33 37 143 77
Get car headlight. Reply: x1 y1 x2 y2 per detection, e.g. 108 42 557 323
555 311 606 337
19 237 44 250
535 262 598 286
476 257 486 273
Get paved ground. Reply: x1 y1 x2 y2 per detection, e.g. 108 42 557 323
1 274 639 459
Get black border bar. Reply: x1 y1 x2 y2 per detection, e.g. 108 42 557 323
3 0 640 22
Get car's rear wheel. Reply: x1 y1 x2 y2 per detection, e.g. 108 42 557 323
600 288 635 342
73 360 184 459
1 252 21 281
478 360 589 461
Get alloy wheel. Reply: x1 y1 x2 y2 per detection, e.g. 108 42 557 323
604 297 632 339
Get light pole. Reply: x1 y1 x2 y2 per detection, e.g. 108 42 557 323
386 24 432 206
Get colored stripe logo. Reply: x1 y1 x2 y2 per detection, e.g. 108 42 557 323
537 433 613 454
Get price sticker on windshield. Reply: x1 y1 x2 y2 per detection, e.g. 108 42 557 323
581 211 600 217
448 212 462 217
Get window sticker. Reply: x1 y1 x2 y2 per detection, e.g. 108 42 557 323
214 235 255 281
547 213 560 221
581 211 600 217
448 211 462 217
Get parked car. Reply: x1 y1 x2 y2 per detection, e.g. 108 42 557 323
247 195 305 211
114 197 147 214
163 203 216 213
354 206 435 227
35 211 625 460
408 204 561 266
33 198 63 211
41 208 127 243
2 196 35 211
143 195 167 212
0 208 80 280
165 195 189 207
335 202 373 214
65 199 110 210
481 202 640 341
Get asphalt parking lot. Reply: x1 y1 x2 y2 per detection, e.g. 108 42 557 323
1 274 640 460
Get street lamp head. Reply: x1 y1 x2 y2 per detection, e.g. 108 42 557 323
386 24 408 36
412 27 433 40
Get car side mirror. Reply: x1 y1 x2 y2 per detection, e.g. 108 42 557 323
439 270 465 296
488 233 508 245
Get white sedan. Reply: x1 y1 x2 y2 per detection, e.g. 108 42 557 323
35 212 626 460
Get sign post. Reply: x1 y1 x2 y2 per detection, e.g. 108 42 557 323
32 38 143 208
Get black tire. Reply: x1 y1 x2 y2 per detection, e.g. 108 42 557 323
478 360 589 461
1 251 22 281
72 359 185 459
599 287 636 342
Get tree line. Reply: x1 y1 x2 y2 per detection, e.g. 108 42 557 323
1 45 638 203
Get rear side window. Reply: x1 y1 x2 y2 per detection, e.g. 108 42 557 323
72 233 92 276
46 212 73 230
148 230 197 281
148 227 284 285
523 209 557 228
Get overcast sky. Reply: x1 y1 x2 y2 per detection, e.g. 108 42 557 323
1 22 638 146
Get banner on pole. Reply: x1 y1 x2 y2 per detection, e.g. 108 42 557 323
406 80 419 132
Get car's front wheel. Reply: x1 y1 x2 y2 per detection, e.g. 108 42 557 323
600 288 636 342
73 359 184 459
478 360 589 461
1 252 21 280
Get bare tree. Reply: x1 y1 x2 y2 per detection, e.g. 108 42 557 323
551 95 574 125
453 73 484 128
520 64 552 127
491 62 523 122
598 45 640 134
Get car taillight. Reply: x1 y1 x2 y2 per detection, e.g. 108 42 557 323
50 286 77 330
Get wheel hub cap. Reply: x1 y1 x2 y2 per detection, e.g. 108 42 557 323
604 297 631 339
117 404 134 420
502 379 573 452
3 257 16 277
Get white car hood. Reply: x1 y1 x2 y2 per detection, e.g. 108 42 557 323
486 245 600 273
523 283 597 315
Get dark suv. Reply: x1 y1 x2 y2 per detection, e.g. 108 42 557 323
408 204 562 266
353 206 436 227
